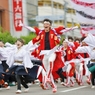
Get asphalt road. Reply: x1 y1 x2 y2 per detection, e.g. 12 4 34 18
0 81 95 95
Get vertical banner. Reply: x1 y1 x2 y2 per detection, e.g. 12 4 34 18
13 0 23 31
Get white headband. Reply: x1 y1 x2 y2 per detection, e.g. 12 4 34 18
43 21 51 24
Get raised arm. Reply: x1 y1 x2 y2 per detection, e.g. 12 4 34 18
23 41 39 52
54 26 78 35
75 46 91 54
19 21 40 35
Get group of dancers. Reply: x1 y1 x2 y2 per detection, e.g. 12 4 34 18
0 18 95 94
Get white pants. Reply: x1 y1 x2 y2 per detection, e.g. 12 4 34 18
42 53 56 88
42 53 56 76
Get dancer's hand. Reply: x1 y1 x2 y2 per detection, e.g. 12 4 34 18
25 68 28 73
54 36 57 40
6 69 9 72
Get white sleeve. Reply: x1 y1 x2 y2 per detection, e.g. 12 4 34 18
75 46 90 54
23 51 33 69
60 26 78 34
23 26 36 32
24 41 38 51
6 52 14 68
5 42 13 47
19 21 36 32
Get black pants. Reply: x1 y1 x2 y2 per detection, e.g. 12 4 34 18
91 71 95 85
9 75 16 83
1 61 9 82
31 60 42 66
1 60 9 71
15 74 28 90
56 68 65 82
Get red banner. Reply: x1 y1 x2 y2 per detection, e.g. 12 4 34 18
72 0 95 9
13 0 23 31
82 27 95 31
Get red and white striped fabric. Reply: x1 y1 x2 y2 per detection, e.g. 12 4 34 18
70 0 95 36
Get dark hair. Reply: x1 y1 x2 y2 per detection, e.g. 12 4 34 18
43 19 52 25
74 38 80 42
16 38 25 45
80 37 86 42
68 36 74 41
0 40 4 44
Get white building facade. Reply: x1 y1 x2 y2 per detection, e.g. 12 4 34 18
37 0 81 37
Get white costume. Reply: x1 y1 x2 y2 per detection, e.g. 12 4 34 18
5 41 39 60
6 47 33 68
0 46 15 61
6 42 47 89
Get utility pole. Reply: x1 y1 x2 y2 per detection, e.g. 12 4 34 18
71 9 74 38
51 0 54 27
72 18 74 38
63 0 67 38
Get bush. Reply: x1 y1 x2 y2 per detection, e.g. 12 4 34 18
0 32 17 44
21 32 36 44
0 31 36 44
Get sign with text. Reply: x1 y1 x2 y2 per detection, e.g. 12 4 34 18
13 0 23 31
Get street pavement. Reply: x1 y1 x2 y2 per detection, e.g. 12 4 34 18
0 81 95 95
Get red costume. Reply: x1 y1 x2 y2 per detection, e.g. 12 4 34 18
34 26 65 36
32 29 60 49
31 27 65 92
31 28 61 60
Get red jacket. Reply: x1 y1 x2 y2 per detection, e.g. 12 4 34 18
31 29 60 59
34 26 65 35
32 29 60 53
62 46 75 61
